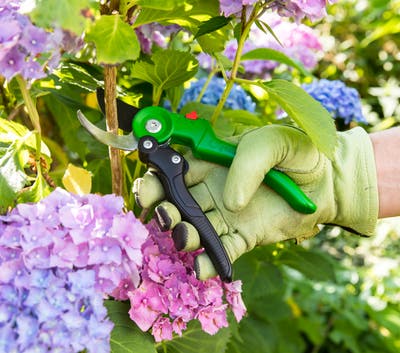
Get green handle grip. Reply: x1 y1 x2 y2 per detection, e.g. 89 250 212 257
132 106 317 214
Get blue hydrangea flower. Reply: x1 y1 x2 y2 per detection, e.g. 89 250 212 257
302 79 366 124
178 77 256 112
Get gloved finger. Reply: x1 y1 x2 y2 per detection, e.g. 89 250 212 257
152 180 217 231
133 171 165 209
195 231 249 280
183 151 218 186
172 209 229 251
155 201 182 231
223 125 316 212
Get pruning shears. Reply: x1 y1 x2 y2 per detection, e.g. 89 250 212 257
77 91 317 282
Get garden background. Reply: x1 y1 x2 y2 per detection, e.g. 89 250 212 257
0 0 400 352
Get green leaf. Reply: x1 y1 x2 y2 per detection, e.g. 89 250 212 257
195 16 232 38
86 15 140 64
361 17 400 47
105 301 156 353
241 48 311 77
87 158 112 194
131 50 198 91
54 62 102 92
226 317 278 353
136 0 186 10
223 109 263 127
134 0 219 28
0 141 29 212
166 85 185 112
30 0 92 34
260 79 337 159
276 246 336 282
159 320 231 353
234 249 285 303
17 171 52 205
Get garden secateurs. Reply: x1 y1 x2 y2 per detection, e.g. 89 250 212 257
77 95 317 283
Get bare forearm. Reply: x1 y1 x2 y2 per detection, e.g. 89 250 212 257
369 127 400 218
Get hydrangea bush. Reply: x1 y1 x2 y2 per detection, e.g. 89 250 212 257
0 189 245 350
0 0 379 352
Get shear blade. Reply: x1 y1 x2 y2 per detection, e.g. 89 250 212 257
77 110 138 151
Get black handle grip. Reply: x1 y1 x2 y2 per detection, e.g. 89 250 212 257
138 136 232 282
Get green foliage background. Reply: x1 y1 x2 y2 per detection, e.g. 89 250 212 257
0 0 399 352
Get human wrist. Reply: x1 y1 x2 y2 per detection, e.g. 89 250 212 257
369 127 400 218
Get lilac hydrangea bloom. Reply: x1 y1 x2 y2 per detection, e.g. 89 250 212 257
135 23 181 54
1 188 246 347
271 0 337 22
220 0 258 17
302 79 366 124
0 188 149 352
125 221 246 342
199 14 322 79
0 1 83 81
177 76 255 112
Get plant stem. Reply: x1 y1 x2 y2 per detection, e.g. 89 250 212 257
16 75 42 162
209 6 259 125
196 68 217 102
104 65 124 196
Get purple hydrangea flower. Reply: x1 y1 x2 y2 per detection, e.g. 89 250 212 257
1 187 246 347
302 79 366 124
135 23 181 54
198 14 322 79
271 0 337 22
0 188 149 352
219 0 259 17
0 2 84 81
177 76 256 112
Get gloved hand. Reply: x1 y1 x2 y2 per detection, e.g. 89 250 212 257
133 125 378 280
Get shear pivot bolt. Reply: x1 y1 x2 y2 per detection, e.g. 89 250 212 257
143 140 153 149
145 119 162 133
171 155 181 164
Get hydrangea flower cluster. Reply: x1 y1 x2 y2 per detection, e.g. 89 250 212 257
177 77 256 112
302 79 366 124
126 222 246 342
219 0 335 22
135 23 180 54
0 188 148 352
0 188 246 347
198 14 322 78
0 1 81 81
271 0 337 22
219 0 258 17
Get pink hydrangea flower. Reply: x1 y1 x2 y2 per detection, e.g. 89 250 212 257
124 221 246 342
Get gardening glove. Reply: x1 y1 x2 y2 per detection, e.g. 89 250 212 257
133 125 378 280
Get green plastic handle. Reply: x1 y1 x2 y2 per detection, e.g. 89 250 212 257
133 106 317 214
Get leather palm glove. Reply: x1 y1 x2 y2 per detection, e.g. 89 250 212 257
133 125 378 280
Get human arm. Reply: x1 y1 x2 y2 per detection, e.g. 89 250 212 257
370 127 400 218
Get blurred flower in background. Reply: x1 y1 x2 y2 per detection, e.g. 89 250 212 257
199 14 322 78
0 0 83 81
177 76 256 112
135 23 181 54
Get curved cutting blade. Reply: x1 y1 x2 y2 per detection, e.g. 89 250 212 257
77 110 138 151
